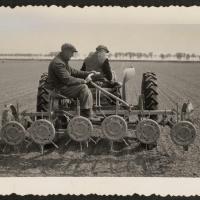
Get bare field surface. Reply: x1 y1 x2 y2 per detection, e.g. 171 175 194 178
0 59 200 177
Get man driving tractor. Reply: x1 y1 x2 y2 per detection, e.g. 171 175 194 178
47 43 97 119
81 45 113 83
81 45 121 99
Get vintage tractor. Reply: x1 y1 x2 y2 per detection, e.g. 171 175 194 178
0 67 197 154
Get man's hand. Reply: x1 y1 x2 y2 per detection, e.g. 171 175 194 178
85 71 101 83
85 73 94 83
90 70 100 75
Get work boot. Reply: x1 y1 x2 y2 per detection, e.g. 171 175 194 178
81 109 100 121
81 109 92 118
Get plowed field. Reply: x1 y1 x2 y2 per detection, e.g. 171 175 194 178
0 59 199 177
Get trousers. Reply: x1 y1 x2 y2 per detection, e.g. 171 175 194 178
59 84 93 109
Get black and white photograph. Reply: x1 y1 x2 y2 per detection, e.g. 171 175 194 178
0 5 200 196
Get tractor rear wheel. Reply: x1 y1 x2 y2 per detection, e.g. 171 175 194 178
141 72 158 119
140 72 159 150
36 72 50 112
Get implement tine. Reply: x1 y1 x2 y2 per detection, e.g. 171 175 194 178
65 139 72 147
89 137 97 144
40 145 44 155
86 141 89 148
122 138 129 146
80 142 83 151
2 144 8 153
110 141 114 152
25 139 33 149
51 141 59 149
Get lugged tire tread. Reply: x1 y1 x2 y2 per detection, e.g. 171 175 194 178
36 73 50 112
141 71 159 116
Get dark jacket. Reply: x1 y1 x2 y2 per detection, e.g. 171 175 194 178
47 53 90 89
81 52 112 81
81 59 112 81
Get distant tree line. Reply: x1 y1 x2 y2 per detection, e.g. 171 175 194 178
112 52 153 59
1 52 200 61
112 52 200 60
0 53 43 56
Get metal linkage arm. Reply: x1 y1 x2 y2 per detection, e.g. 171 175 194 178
90 81 130 108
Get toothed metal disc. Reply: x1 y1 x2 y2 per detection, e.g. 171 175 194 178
170 121 196 146
136 119 160 144
29 119 55 145
102 115 127 141
0 121 26 145
67 116 93 142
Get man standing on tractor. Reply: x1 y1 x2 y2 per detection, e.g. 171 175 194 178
81 45 121 98
47 43 96 119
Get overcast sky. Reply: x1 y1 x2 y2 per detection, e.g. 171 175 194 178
1 6 200 55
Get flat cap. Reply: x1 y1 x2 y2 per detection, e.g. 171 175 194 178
61 43 77 52
96 45 109 53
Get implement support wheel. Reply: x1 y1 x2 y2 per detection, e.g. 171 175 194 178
136 119 160 144
170 121 196 146
0 121 26 145
102 115 127 141
67 116 93 142
29 119 56 145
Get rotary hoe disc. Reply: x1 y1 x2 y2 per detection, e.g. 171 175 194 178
136 119 160 144
101 115 127 141
0 121 26 145
67 116 93 142
29 119 56 145
170 121 196 146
